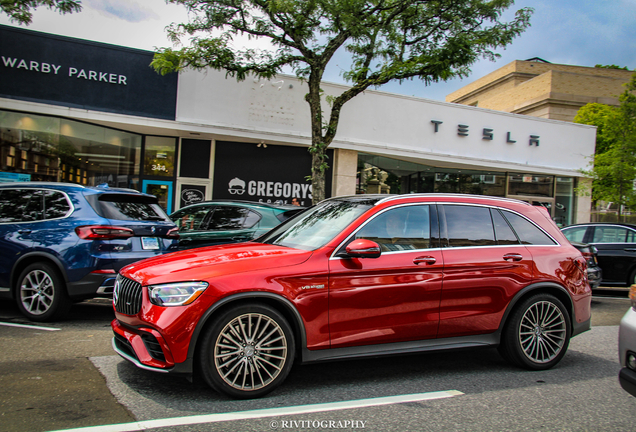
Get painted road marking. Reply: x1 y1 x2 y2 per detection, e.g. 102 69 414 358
0 322 60 331
49 390 464 432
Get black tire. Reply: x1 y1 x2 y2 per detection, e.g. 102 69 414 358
16 262 71 322
198 303 295 399
498 293 571 370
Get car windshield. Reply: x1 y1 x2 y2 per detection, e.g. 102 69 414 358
259 199 374 251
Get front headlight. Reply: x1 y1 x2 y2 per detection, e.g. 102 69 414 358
148 282 208 306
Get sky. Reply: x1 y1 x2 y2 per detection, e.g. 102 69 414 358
1 0 635 102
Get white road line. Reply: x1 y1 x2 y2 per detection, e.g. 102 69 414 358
48 390 464 432
0 322 60 331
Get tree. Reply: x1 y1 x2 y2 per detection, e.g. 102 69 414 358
575 73 636 217
153 0 533 203
1 0 81 25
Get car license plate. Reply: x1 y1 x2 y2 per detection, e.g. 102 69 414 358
141 237 160 250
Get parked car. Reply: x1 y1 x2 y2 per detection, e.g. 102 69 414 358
112 194 592 399
561 223 636 286
169 200 304 250
618 285 636 397
570 241 602 289
0 182 179 321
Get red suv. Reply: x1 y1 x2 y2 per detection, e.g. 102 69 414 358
112 194 592 399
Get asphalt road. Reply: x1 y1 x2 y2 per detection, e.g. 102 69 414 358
0 290 633 432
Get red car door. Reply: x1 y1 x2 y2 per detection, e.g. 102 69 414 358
328 204 443 348
437 204 534 338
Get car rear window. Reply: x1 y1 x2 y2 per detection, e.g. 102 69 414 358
88 193 169 221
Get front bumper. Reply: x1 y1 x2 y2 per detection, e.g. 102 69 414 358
111 319 193 376
619 367 636 397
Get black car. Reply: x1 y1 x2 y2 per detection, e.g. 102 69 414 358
562 223 636 287
571 241 602 289
169 200 304 250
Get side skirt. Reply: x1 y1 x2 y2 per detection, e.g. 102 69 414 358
301 333 500 364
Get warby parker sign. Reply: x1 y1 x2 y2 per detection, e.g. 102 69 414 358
213 141 332 206
0 25 177 120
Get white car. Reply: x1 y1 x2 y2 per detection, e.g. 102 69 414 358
618 286 636 397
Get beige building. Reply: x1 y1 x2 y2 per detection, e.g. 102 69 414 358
446 58 633 122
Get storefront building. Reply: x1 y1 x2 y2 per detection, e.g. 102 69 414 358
0 25 596 225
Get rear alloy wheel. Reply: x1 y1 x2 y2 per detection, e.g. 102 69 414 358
16 263 71 322
199 304 295 399
499 294 571 370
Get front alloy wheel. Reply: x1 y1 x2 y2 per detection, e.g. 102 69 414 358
499 293 571 370
199 304 295 399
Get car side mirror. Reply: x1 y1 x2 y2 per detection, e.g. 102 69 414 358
344 239 382 259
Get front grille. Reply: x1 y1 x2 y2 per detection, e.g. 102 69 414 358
114 274 143 315
142 334 166 362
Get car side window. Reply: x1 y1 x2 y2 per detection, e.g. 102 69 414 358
243 210 262 229
562 226 587 243
501 210 557 245
43 190 71 219
491 209 520 245
172 207 211 231
626 229 636 243
355 205 431 252
592 226 631 243
208 206 250 230
444 205 496 247
0 189 43 223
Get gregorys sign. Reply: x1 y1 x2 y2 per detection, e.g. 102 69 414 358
213 141 332 205
0 25 177 120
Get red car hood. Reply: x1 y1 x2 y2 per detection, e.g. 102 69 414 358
119 242 313 286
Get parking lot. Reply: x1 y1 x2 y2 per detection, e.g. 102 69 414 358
1 292 635 432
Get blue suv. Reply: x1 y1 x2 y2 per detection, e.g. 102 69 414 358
0 182 179 321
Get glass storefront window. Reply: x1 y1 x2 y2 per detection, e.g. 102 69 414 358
144 136 176 177
0 110 141 188
555 177 575 227
507 174 554 197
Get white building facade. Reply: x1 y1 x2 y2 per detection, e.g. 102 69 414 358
0 25 595 225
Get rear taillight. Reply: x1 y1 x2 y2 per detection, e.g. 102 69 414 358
166 228 180 239
75 225 135 240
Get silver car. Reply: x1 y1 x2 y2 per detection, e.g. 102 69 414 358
619 286 636 397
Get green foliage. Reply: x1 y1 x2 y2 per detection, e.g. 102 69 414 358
1 0 81 25
594 64 631 70
575 72 636 214
157 0 533 202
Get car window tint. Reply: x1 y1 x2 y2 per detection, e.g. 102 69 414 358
0 189 43 223
43 190 71 219
562 226 587 243
627 229 636 243
209 206 249 230
492 209 520 245
243 210 261 229
592 226 631 243
444 205 496 247
172 207 212 231
355 205 431 252
501 210 557 245
97 194 167 221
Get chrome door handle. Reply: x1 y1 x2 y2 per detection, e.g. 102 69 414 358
414 256 436 265
503 253 523 261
